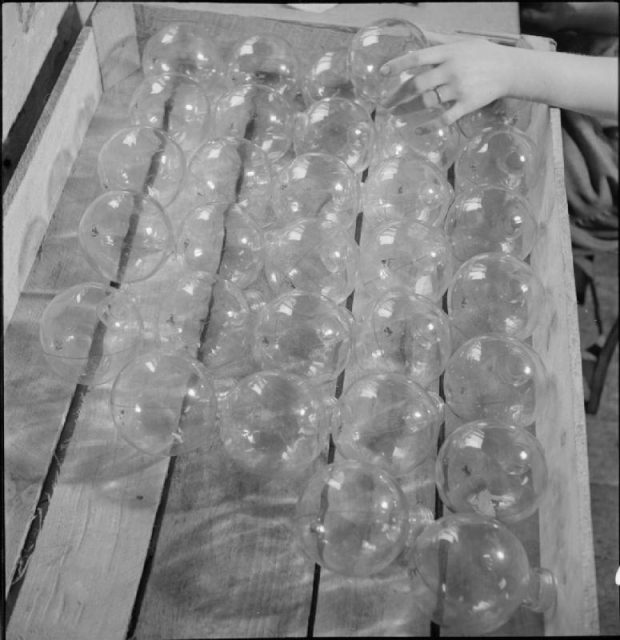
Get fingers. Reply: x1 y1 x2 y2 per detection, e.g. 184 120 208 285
380 45 450 76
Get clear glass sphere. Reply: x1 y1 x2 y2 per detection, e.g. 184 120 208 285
264 217 359 304
185 137 272 222
252 290 354 383
211 83 295 162
436 420 548 523
142 22 225 92
294 460 410 577
110 350 217 457
78 190 175 284
128 73 211 154
216 204 264 289
335 372 442 476
219 370 333 478
349 18 429 106
409 513 556 634
359 219 453 302
302 47 365 108
443 335 549 428
457 97 533 140
40 282 144 386
272 152 361 229
158 272 254 379
177 202 226 276
454 125 538 194
375 106 461 170
293 97 376 174
227 33 300 99
447 252 545 342
444 185 538 266
97 126 186 208
363 152 453 228
353 290 452 386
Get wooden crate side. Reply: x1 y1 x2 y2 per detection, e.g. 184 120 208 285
529 106 600 635
2 27 102 333
2 2 72 141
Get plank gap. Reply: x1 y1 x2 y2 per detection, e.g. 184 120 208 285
4 381 89 623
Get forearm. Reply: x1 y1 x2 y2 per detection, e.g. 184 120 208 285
507 48 618 120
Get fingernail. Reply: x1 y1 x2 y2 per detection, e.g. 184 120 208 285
380 64 390 75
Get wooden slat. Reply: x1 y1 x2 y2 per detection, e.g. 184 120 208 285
1 2 72 141
4 66 175 640
528 105 600 636
2 27 102 333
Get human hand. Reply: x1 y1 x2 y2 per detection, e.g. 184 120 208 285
378 39 516 126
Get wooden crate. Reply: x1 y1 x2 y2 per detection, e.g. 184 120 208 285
3 3 599 637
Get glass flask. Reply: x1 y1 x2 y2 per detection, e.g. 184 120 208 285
40 282 144 386
444 184 538 266
185 137 272 223
454 125 538 194
272 152 361 229
363 152 453 228
227 33 300 99
216 204 264 289
158 273 254 380
375 105 461 170
294 460 410 577
408 513 557 635
353 289 452 387
435 420 548 523
293 97 376 174
211 83 295 162
78 190 175 284
97 126 186 208
443 334 549 428
252 290 354 383
457 97 533 140
447 252 545 342
141 22 225 95
177 202 226 276
219 369 335 478
358 219 453 302
128 72 211 154
263 217 360 304
348 18 429 107
302 47 364 108
334 372 443 476
110 350 217 457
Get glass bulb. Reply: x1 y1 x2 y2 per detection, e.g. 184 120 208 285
252 290 354 383
443 334 549 428
294 460 410 576
110 350 217 457
293 97 376 174
78 190 175 284
40 282 143 386
435 420 548 523
444 185 538 266
447 252 545 342
97 126 186 208
211 83 295 162
335 372 442 476
264 217 359 304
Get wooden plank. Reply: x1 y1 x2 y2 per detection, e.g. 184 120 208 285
140 2 520 35
1 2 71 141
528 106 600 636
2 27 102 333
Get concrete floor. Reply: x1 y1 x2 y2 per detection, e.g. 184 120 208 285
577 249 619 635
